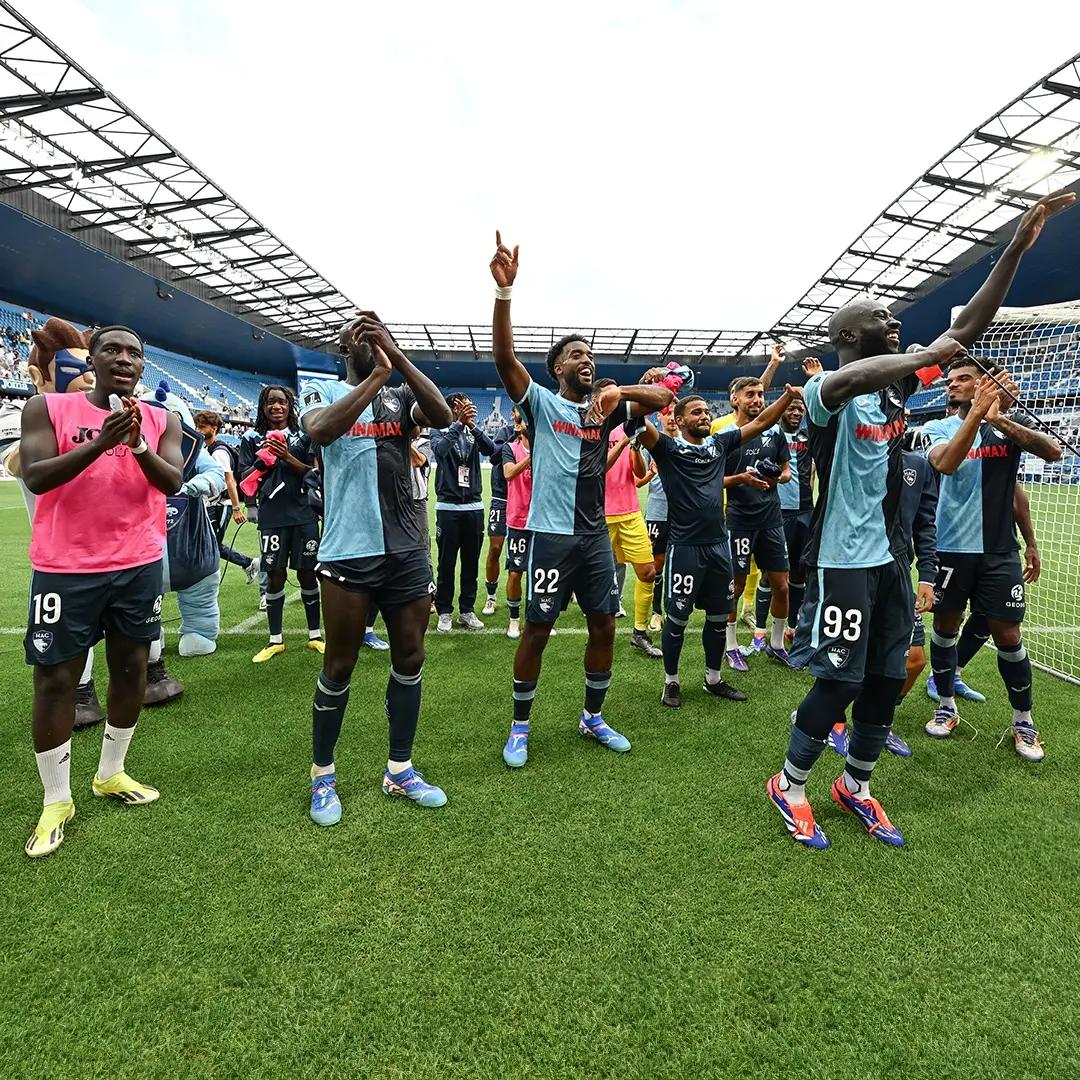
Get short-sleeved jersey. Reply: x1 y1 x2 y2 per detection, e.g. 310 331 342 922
237 426 317 530
778 426 813 513
298 379 421 559
648 428 743 545
516 380 631 535
921 412 1033 554
724 426 789 531
802 370 918 569
642 448 668 522
710 413 737 435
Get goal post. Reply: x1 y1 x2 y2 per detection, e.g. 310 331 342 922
952 301 1080 685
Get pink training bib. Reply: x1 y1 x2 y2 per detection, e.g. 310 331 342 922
30 394 169 573
505 439 533 530
604 424 640 517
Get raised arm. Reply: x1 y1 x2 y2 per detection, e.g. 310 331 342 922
490 231 531 403
759 342 784 392
354 315 452 429
820 337 964 411
302 347 393 445
949 191 1077 348
928 376 999 475
736 386 799 445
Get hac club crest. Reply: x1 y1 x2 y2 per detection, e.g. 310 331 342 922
827 645 850 668
903 467 917 487
32 630 53 654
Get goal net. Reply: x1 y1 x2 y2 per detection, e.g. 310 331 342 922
959 301 1080 685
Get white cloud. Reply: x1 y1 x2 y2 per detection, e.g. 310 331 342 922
14 0 1080 330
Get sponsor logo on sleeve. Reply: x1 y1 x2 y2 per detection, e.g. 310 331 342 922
303 390 324 406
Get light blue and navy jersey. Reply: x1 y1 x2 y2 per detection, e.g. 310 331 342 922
298 379 421 560
642 448 668 523
921 412 1032 554
725 425 789 530
779 426 813 513
803 370 919 569
647 428 743 545
515 379 631 535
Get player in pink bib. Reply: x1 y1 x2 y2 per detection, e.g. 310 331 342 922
17 326 183 858
498 406 533 639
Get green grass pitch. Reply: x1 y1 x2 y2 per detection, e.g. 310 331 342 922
0 474 1076 1079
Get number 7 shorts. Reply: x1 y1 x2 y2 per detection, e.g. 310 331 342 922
789 556 913 682
525 531 619 624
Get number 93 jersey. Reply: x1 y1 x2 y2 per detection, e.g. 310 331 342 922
788 556 913 683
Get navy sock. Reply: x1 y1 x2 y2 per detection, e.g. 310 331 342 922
486 580 498 599
957 615 991 670
508 600 521 619
783 679 861 784
312 673 350 767
782 724 828 786
997 640 1033 712
846 674 904 781
788 582 805 629
845 722 890 783
265 588 286 639
301 587 321 633
513 679 537 724
584 670 611 714
662 616 687 679
702 615 726 672
930 627 959 699
386 666 422 763
652 577 663 616
755 584 771 631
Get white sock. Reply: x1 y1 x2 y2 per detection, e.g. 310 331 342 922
725 623 738 650
939 695 956 712
388 758 412 775
269 633 283 645
582 709 599 720
97 723 135 782
665 672 679 685
36 741 72 805
705 667 722 686
770 616 786 650
842 770 870 799
79 651 94 687
777 767 806 806
1013 709 1033 727
365 625 375 634
308 629 322 641
148 633 163 664
311 762 334 778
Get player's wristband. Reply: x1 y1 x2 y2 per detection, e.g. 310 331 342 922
131 438 148 455
495 286 512 301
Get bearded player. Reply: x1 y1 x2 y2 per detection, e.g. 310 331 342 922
490 232 672 768
767 189 1074 849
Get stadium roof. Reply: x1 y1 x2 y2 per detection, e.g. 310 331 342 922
772 52 1080 345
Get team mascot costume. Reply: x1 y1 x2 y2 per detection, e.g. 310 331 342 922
140 381 225 703
1 319 103 727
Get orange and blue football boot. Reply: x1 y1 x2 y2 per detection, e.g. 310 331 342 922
830 777 905 846
766 773 829 849
827 722 849 757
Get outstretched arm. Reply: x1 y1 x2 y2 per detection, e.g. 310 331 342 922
820 337 964 411
490 231 531 403
990 414 1063 463
737 386 799 445
949 191 1076 348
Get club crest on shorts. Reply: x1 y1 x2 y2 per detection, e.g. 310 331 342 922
427 580 436 595
903 467 917 487
305 539 318 553
153 595 163 615
1011 583 1024 601
32 630 53 654
826 645 850 668
538 597 554 614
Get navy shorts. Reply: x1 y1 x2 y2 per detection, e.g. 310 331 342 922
790 556 913 682
911 615 926 649
25 559 164 666
664 542 734 620
646 519 669 557
316 547 434 609
505 528 530 574
934 551 1026 623
730 524 789 575
260 521 320 572
526 531 619 624
782 509 812 582
487 500 507 539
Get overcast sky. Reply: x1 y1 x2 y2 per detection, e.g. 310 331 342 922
16 1 1080 330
